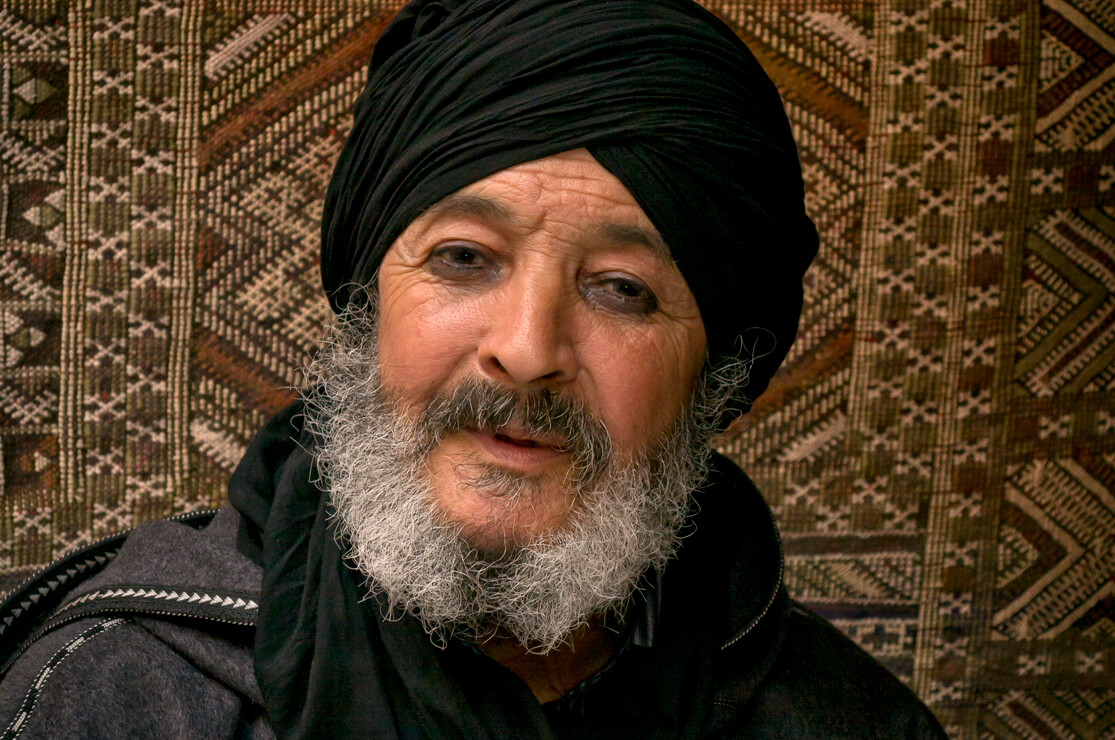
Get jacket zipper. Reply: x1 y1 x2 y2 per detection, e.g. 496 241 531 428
719 503 785 651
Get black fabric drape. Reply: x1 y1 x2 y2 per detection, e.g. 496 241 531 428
320 0 818 418
230 401 554 738
228 401 785 738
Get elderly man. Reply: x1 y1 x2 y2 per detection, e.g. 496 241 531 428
0 0 946 736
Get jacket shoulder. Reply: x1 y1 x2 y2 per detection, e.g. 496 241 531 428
716 602 948 739
0 615 270 738
0 507 269 739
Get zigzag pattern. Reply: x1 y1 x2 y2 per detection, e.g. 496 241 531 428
785 552 920 604
993 458 1115 640
0 552 115 640
1036 0 1115 151
1017 207 1115 396
63 587 258 612
187 11 388 499
982 689 1115 739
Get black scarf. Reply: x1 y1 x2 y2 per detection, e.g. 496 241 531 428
229 401 784 738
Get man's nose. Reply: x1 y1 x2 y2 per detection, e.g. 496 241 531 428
477 270 579 387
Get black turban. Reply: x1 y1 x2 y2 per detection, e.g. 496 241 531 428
321 0 818 418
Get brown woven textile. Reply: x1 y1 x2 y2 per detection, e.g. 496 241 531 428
1 0 1112 736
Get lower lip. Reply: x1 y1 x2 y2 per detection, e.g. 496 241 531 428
465 429 565 470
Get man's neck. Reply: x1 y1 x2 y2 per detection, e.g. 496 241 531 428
479 624 621 704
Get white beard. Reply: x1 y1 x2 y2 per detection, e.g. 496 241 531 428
304 301 748 653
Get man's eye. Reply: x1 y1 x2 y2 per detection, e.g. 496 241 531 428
584 275 658 315
428 243 494 278
611 278 645 298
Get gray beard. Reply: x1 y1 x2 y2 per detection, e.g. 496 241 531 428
304 301 749 653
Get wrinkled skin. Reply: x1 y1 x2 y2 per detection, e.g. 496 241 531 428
376 148 707 554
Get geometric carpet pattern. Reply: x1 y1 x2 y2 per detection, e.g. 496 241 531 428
1 1 1113 737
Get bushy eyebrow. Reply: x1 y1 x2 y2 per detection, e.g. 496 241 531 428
424 193 673 264
425 194 518 225
586 222 671 263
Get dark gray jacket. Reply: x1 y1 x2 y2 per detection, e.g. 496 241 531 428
0 508 270 738
0 505 946 738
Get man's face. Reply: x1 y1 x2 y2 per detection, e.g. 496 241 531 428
376 149 707 553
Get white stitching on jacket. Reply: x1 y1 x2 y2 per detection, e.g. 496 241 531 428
63 588 258 612
2 618 128 740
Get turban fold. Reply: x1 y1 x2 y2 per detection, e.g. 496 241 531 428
321 0 818 417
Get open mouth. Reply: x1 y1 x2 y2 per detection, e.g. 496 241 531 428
494 432 544 448
466 426 569 465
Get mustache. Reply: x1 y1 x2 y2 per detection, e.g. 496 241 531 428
414 379 613 486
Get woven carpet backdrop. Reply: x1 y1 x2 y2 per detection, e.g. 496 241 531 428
1 0 1113 735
